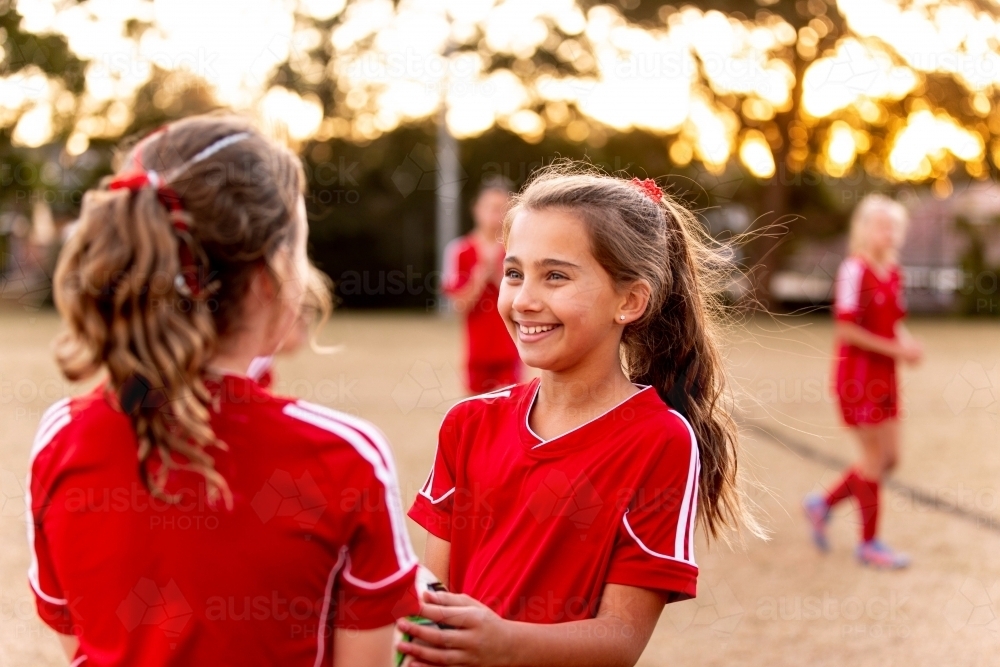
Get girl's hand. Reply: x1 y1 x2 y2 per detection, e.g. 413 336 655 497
395 590 514 667
474 238 505 285
899 338 924 365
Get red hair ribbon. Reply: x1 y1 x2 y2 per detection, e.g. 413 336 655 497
631 177 663 203
107 129 202 297
108 171 186 228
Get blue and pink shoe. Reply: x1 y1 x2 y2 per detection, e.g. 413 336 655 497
802 493 831 552
856 539 911 569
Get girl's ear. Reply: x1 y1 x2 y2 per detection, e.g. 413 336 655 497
617 278 651 325
248 262 278 306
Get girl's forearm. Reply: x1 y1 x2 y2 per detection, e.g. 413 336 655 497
503 616 649 667
835 322 901 358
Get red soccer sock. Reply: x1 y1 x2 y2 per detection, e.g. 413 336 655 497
824 469 857 508
846 473 880 542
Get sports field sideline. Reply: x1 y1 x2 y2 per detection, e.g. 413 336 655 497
1 309 998 667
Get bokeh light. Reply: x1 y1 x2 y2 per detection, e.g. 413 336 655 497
3 0 1000 183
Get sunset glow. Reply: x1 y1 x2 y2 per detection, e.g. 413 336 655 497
3 0 999 183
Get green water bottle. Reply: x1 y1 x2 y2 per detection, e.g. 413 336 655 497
395 567 451 667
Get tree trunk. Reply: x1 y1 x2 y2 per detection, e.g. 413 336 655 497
743 46 807 312
745 177 791 311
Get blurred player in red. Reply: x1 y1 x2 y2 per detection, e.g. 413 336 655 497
804 194 923 569
399 169 761 666
442 177 521 394
28 115 418 666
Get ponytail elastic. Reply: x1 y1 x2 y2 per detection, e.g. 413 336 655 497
630 177 663 203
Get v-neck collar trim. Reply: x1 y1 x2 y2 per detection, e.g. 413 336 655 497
523 378 655 450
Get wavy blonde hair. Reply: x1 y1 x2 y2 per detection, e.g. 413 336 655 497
504 163 763 541
53 114 331 507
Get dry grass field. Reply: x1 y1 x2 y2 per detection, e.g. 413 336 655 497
1 308 998 666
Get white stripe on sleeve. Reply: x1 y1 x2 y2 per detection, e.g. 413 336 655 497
282 402 418 580
619 410 700 568
26 398 72 606
835 257 864 314
416 387 512 504
312 546 347 667
669 410 700 565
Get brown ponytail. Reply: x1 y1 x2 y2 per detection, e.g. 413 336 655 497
504 163 763 541
53 114 328 507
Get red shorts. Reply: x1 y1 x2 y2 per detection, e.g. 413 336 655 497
835 354 898 427
467 361 520 394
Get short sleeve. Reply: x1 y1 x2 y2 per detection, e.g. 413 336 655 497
441 239 475 296
605 412 699 602
27 401 76 634
834 258 864 323
407 410 460 541
334 430 419 629
28 512 74 634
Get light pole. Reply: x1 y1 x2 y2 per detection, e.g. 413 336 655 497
434 101 461 313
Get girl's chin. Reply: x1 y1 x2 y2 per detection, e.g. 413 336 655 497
515 349 566 372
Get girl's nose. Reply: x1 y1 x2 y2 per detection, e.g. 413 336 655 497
512 278 542 313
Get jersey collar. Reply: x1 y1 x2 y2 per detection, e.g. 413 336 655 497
518 378 657 455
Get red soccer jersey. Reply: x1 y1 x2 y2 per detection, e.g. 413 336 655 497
833 255 905 337
27 374 419 666
442 235 519 367
408 380 700 623
832 256 907 425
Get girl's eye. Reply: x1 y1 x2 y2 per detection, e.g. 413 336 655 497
547 272 567 281
504 269 522 280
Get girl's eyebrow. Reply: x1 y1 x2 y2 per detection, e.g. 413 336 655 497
504 256 580 269
536 258 580 269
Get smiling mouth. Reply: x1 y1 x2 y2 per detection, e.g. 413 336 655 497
518 324 559 335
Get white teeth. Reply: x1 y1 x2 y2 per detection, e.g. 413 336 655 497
520 324 556 335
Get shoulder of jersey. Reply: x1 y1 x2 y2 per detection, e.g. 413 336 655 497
662 405 698 442
444 235 476 259
634 391 693 440
625 402 700 465
280 399 399 471
840 255 866 277
443 384 521 422
33 389 124 450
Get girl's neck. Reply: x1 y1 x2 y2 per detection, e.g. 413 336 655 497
861 247 894 271
530 357 639 442
537 352 638 414
207 330 268 378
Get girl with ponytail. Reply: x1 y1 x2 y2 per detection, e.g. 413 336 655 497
28 114 419 666
402 163 761 666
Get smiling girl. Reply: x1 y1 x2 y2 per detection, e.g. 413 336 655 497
401 166 760 666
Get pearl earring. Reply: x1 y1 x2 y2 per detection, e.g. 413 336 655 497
619 315 625 321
